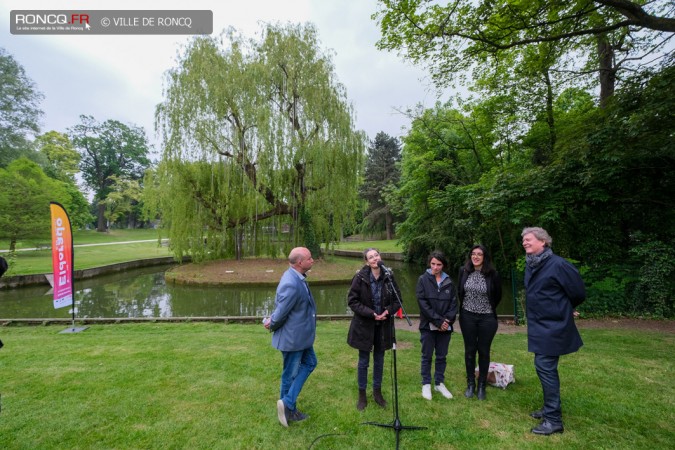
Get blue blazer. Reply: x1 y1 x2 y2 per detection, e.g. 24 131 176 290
525 253 585 356
269 268 316 352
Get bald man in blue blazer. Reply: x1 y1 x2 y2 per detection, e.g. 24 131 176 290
264 247 317 427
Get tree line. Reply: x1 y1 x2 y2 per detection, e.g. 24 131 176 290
367 0 674 317
0 47 152 250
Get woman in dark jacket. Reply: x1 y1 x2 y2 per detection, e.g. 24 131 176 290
458 244 502 400
416 250 457 400
347 248 402 411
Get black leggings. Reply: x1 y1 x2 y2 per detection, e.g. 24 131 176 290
459 310 498 382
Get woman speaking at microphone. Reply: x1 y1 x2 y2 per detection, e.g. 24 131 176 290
347 248 402 411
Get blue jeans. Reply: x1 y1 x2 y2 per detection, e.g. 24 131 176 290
358 349 385 390
280 346 317 411
420 329 452 385
534 354 562 425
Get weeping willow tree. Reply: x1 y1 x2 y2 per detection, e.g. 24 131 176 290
152 23 365 260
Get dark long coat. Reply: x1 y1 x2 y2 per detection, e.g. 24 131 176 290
525 252 586 356
347 266 402 352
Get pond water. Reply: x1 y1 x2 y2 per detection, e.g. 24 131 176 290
0 258 515 319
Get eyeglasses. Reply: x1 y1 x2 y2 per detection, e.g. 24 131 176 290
470 253 484 257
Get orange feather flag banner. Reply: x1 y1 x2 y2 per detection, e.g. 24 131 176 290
50 202 73 309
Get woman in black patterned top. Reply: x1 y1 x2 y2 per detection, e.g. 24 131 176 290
458 244 502 400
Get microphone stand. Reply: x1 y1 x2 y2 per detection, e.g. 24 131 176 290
363 269 426 449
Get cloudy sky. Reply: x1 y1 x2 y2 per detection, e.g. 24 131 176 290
1 0 446 155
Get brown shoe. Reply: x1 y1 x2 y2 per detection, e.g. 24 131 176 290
357 389 367 411
373 388 388 408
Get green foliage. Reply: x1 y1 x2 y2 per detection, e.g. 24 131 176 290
628 235 675 317
69 115 151 231
32 130 93 229
299 206 320 257
375 0 673 102
102 175 143 228
154 23 365 260
62 182 95 230
0 47 44 167
394 102 513 266
578 264 635 317
358 132 402 238
0 158 68 250
392 59 674 315
34 130 80 183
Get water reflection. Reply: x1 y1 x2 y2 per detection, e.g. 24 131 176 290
0 259 514 319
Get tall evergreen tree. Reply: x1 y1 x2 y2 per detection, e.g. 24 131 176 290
359 132 401 240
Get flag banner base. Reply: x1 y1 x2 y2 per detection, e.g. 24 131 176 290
59 326 89 334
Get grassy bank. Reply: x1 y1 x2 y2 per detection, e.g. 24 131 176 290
0 229 163 250
333 239 402 253
2 242 172 276
0 229 170 276
1 230 400 277
0 322 672 449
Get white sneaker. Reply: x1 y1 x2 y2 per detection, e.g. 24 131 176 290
434 383 453 399
422 384 432 400
277 399 288 427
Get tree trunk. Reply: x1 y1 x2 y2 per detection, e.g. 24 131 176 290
127 213 136 229
10 238 16 252
385 211 394 240
97 202 107 232
235 227 243 260
544 70 556 154
533 70 556 166
597 34 616 108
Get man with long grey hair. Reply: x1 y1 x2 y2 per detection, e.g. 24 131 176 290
521 227 586 435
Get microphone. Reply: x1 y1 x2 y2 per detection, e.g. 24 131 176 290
377 260 392 276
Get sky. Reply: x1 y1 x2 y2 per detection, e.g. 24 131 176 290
1 0 445 156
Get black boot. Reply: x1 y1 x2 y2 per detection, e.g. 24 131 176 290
373 388 387 408
357 389 367 411
477 380 487 401
465 355 476 399
464 379 475 398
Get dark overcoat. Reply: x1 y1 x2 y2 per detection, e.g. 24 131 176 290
347 266 402 352
524 253 586 356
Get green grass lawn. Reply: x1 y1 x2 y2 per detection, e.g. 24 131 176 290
1 229 170 276
0 322 672 449
1 230 400 276
0 229 164 250
333 239 403 253
2 242 172 276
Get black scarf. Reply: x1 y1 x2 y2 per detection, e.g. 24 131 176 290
526 247 553 269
